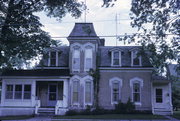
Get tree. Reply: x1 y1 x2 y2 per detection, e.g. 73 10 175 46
103 0 179 75
129 0 179 75
0 0 83 69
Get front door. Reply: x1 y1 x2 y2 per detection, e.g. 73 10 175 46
48 84 57 106
154 87 165 109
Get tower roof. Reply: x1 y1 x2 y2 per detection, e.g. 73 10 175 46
68 23 98 37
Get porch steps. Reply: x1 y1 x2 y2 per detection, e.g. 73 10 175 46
153 108 172 115
37 107 55 116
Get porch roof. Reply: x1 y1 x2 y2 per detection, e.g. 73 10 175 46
1 69 70 77
152 75 171 83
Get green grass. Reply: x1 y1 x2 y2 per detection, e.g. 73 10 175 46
0 115 33 120
173 111 180 120
53 114 166 120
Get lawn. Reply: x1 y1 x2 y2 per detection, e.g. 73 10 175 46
53 114 166 120
0 115 33 120
173 111 180 120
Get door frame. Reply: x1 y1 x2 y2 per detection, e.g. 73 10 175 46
154 87 164 108
48 83 58 106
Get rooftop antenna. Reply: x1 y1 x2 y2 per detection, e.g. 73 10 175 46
84 0 87 23
115 13 118 46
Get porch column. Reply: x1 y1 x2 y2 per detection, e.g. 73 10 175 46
63 80 68 108
31 80 36 106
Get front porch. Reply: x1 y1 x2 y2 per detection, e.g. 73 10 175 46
35 80 69 115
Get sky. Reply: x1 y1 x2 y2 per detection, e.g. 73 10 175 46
36 0 138 46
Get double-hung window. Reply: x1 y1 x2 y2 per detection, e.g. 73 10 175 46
5 84 31 100
133 83 140 102
73 49 80 71
15 85 22 99
131 51 141 66
109 77 122 104
112 82 120 102
24 85 31 99
113 52 120 66
85 48 93 71
72 80 79 104
111 51 121 66
6 85 13 99
85 81 92 104
50 51 57 66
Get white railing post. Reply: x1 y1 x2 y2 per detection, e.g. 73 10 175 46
35 100 40 114
55 100 63 115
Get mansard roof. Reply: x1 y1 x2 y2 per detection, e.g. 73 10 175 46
40 46 69 67
98 46 152 67
1 69 70 77
68 23 98 37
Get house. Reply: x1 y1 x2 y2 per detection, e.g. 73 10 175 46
0 23 173 116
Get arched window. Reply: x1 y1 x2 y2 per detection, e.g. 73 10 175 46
72 79 80 104
109 77 122 104
85 80 93 104
84 48 93 71
72 49 80 71
130 77 143 105
83 75 93 106
71 43 81 72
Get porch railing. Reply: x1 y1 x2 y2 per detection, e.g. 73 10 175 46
35 100 40 114
55 100 63 115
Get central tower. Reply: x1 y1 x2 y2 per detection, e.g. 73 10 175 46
67 23 100 75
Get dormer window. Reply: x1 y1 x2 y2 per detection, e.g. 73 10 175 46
49 51 58 66
131 50 141 66
111 51 121 66
72 49 80 71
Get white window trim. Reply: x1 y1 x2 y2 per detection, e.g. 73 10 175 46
84 48 93 72
130 77 143 106
109 77 122 105
131 50 142 66
111 51 121 66
72 49 81 72
70 75 81 106
82 75 93 106
70 43 82 72
48 51 58 67
5 84 32 100
83 43 95 72
84 79 93 106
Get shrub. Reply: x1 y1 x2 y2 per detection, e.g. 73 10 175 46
115 98 135 114
65 110 79 116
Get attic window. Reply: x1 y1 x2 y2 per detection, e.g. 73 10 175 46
111 51 121 66
49 51 58 66
131 50 141 66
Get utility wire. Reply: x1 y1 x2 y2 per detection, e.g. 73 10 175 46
51 34 180 39
0 19 131 26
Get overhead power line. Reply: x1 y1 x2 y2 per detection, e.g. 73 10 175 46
0 19 131 26
51 34 180 39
